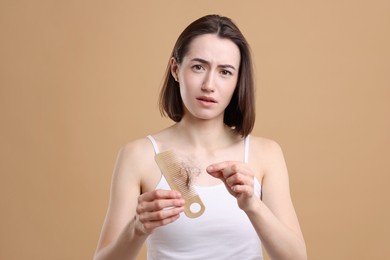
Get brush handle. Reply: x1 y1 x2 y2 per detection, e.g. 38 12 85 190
184 195 205 218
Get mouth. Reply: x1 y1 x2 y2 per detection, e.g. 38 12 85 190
196 96 217 103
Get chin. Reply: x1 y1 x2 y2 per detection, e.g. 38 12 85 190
187 111 224 121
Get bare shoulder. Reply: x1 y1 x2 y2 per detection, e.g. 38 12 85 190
114 137 156 182
120 137 155 164
248 136 287 180
250 135 284 160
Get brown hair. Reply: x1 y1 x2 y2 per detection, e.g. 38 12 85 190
159 14 255 137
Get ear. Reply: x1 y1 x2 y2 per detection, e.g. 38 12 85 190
170 57 179 82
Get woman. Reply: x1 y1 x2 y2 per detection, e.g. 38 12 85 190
94 14 307 260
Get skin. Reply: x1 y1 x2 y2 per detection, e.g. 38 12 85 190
94 34 307 260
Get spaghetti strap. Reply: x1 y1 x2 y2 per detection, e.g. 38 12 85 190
244 135 250 163
147 135 160 154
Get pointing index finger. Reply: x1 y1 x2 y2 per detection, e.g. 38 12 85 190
206 161 236 178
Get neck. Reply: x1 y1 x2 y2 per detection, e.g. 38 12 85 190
174 116 236 150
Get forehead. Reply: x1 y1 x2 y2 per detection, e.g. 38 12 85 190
184 34 240 67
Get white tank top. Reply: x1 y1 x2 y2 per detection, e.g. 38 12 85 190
146 135 263 260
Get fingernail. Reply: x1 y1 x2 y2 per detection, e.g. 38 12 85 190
207 166 213 171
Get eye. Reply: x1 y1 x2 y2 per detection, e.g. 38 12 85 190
221 70 232 76
192 64 204 71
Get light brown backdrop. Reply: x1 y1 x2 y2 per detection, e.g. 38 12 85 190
1 1 389 259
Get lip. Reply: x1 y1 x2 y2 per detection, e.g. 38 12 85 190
196 96 217 103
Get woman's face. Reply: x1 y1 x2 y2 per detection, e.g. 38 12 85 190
172 34 241 122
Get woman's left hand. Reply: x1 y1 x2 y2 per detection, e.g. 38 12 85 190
206 161 258 211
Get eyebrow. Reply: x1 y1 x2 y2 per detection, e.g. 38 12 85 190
190 58 237 71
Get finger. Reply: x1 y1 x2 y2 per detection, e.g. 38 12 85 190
139 189 181 203
137 198 185 214
231 184 253 195
225 173 254 187
136 207 183 234
206 161 236 178
206 161 231 173
139 206 184 223
225 173 244 187
206 169 224 180
207 161 248 179
142 212 182 231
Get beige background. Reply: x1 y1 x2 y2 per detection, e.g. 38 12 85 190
1 1 389 259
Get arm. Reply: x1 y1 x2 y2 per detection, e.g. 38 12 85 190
94 140 184 260
247 139 306 260
207 139 307 260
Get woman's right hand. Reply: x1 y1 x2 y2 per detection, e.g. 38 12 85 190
135 189 185 234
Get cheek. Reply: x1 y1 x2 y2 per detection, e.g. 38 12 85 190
180 74 201 93
223 82 238 100
178 81 193 102
183 72 203 86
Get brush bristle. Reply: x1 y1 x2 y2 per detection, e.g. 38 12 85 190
155 151 197 198
155 150 206 218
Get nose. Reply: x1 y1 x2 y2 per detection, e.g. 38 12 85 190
201 72 215 92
